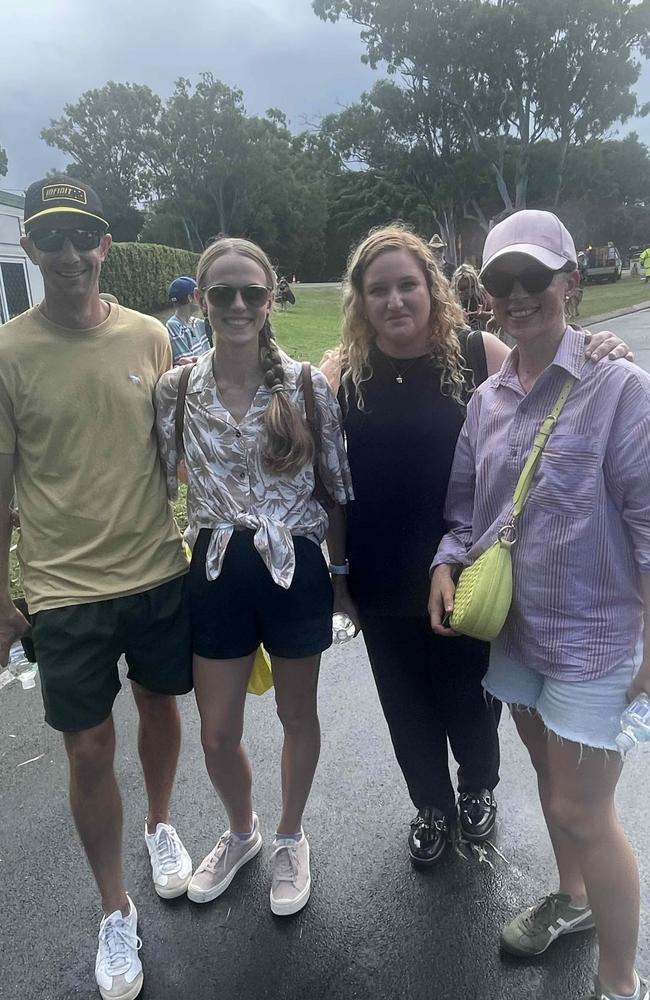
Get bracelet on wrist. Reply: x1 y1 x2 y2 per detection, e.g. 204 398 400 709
329 560 349 576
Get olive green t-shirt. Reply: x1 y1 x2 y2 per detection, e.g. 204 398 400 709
0 304 188 613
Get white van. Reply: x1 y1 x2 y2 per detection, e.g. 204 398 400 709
0 190 44 324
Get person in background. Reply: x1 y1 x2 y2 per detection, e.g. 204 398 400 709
430 210 649 1000
639 245 650 283
166 275 211 365
428 233 455 280
451 264 492 331
155 237 355 917
1 177 193 1000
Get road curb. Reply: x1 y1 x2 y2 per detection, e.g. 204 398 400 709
583 298 650 325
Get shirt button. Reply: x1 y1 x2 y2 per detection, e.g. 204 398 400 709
239 471 246 479
235 430 242 438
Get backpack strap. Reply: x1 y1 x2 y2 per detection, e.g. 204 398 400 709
301 362 335 509
174 363 195 459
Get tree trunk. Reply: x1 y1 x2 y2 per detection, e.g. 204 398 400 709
181 216 194 251
445 208 458 266
553 137 570 207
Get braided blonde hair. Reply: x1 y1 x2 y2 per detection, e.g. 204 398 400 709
341 224 468 409
196 238 313 476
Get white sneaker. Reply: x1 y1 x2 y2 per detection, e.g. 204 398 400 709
144 822 192 899
187 813 263 903
95 895 143 1000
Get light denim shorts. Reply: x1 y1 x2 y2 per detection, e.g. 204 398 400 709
483 641 643 751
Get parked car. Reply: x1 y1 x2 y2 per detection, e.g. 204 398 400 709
583 243 623 284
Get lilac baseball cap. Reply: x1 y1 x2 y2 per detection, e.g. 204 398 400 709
480 210 577 276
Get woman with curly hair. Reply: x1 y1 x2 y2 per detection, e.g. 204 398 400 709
321 223 629 865
155 237 354 915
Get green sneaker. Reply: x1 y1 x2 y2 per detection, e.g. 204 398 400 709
500 892 595 956
584 974 649 1000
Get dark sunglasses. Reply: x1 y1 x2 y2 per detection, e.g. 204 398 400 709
28 227 104 252
203 284 271 309
482 264 569 299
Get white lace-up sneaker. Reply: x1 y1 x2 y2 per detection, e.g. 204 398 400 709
95 895 143 1000
187 813 262 903
144 822 192 899
270 831 311 916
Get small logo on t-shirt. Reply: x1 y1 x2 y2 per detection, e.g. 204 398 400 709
128 374 142 385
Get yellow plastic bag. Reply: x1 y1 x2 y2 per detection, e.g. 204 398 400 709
248 645 273 696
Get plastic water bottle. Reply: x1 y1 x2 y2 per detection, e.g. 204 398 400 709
616 694 650 753
332 612 356 644
7 643 38 690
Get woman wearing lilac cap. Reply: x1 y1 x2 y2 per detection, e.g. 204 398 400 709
430 210 650 1000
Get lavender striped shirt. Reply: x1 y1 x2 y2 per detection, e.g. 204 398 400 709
433 326 650 680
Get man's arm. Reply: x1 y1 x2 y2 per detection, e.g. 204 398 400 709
0 453 29 666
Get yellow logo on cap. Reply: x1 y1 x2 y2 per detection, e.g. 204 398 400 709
42 184 88 205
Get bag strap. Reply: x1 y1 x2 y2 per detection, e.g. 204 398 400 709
302 362 335 509
464 328 488 387
174 363 195 459
511 374 576 520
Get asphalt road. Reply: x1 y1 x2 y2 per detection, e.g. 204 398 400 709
590 306 650 373
2 308 650 1000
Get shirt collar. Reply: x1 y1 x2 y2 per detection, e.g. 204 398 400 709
494 325 587 389
190 348 301 394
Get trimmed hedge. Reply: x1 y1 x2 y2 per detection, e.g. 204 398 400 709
100 242 200 314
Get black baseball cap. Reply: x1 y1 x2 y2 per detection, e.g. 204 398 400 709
23 176 109 232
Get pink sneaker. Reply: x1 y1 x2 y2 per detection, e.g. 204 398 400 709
270 832 311 916
187 814 262 903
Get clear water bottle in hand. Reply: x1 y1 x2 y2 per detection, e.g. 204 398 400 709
332 612 356 644
8 643 38 690
616 693 650 753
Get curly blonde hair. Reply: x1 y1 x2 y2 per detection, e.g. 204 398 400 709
196 238 313 476
340 224 468 409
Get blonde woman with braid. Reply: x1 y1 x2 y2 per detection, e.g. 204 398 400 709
321 223 630 865
154 238 354 915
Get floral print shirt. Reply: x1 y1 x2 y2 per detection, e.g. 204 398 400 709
154 351 353 589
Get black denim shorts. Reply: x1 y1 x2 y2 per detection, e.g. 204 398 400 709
189 529 333 660
31 574 192 732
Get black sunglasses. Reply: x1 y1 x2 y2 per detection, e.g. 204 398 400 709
203 284 271 309
29 227 104 253
482 264 569 299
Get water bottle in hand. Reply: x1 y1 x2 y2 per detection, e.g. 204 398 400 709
8 643 38 690
332 612 356 644
616 693 650 753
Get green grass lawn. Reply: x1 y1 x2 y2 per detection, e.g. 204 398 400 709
579 274 650 321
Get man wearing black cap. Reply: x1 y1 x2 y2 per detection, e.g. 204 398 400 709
0 177 193 1000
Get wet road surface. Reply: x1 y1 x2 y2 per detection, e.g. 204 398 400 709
2 633 649 1000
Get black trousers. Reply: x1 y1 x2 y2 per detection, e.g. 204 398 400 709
361 614 501 817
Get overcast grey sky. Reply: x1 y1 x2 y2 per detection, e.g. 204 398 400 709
2 0 649 194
